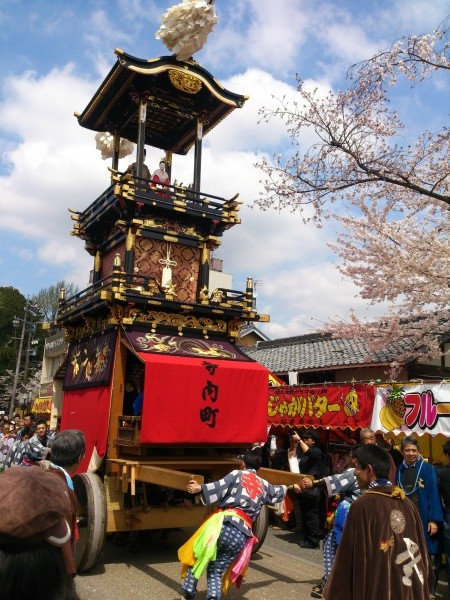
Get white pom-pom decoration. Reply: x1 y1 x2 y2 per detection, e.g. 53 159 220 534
156 0 218 61
95 132 134 160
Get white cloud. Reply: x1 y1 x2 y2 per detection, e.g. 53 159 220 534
258 262 391 339
207 0 312 77
0 66 108 242
83 10 134 55
193 69 293 155
323 24 381 64
380 0 449 32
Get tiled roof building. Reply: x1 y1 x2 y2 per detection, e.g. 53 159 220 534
241 333 448 384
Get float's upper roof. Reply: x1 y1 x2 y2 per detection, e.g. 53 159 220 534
76 50 248 155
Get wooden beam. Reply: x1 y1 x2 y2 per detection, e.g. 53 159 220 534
258 468 313 486
134 465 204 491
106 505 209 533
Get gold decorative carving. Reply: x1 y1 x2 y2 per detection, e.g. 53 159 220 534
94 251 102 272
227 319 243 338
257 314 271 322
161 282 177 300
124 309 227 334
63 316 111 340
199 286 210 304
169 69 202 94
201 245 210 265
211 289 224 303
142 216 201 239
163 234 179 243
109 306 138 325
110 305 124 323
126 229 136 251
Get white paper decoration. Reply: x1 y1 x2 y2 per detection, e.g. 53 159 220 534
94 132 134 160
156 0 219 61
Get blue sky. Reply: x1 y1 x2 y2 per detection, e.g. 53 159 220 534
0 0 449 339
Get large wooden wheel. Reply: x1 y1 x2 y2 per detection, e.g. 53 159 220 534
73 472 107 572
252 504 269 554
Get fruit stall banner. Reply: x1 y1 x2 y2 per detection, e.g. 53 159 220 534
268 384 375 430
370 383 450 436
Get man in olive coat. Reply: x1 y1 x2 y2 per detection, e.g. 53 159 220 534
323 444 433 600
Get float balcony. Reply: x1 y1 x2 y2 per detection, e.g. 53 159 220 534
70 173 241 244
56 274 268 338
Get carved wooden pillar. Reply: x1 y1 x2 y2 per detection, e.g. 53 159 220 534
136 98 147 179
193 117 203 193
112 253 123 293
197 243 210 298
165 150 172 182
246 277 254 312
111 131 120 179
92 250 102 285
124 227 136 282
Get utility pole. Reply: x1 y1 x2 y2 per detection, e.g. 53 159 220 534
8 300 41 419
22 323 36 385
9 299 29 420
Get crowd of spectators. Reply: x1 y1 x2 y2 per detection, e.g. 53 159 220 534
0 412 54 470
1 412 450 598
263 426 450 599
0 420 85 600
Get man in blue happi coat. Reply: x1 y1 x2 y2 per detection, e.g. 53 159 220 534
396 435 443 599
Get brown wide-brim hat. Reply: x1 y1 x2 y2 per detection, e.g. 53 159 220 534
0 467 72 547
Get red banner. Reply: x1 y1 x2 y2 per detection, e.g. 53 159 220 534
60 384 112 472
139 352 268 444
268 384 375 430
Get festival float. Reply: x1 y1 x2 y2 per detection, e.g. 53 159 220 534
55 0 302 571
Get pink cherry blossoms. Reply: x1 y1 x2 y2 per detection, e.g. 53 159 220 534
256 17 450 369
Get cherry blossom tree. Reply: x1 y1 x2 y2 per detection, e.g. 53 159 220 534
255 17 450 365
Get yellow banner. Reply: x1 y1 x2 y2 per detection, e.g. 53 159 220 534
32 397 52 414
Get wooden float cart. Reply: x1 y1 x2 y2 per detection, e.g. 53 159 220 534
54 51 303 572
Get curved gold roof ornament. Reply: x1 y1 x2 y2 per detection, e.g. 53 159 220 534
169 69 202 94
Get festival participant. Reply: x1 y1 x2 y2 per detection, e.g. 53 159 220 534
0 421 15 469
437 440 450 595
15 411 36 438
323 444 433 599
360 427 397 481
126 148 151 181
301 444 363 598
3 425 34 468
178 448 299 600
20 418 52 464
290 429 325 549
151 160 170 197
396 435 443 599
0 467 80 600
359 427 377 445
37 429 85 584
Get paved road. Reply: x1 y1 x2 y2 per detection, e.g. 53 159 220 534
75 526 449 599
75 527 323 600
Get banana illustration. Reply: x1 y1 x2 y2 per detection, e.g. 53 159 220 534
380 405 404 430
